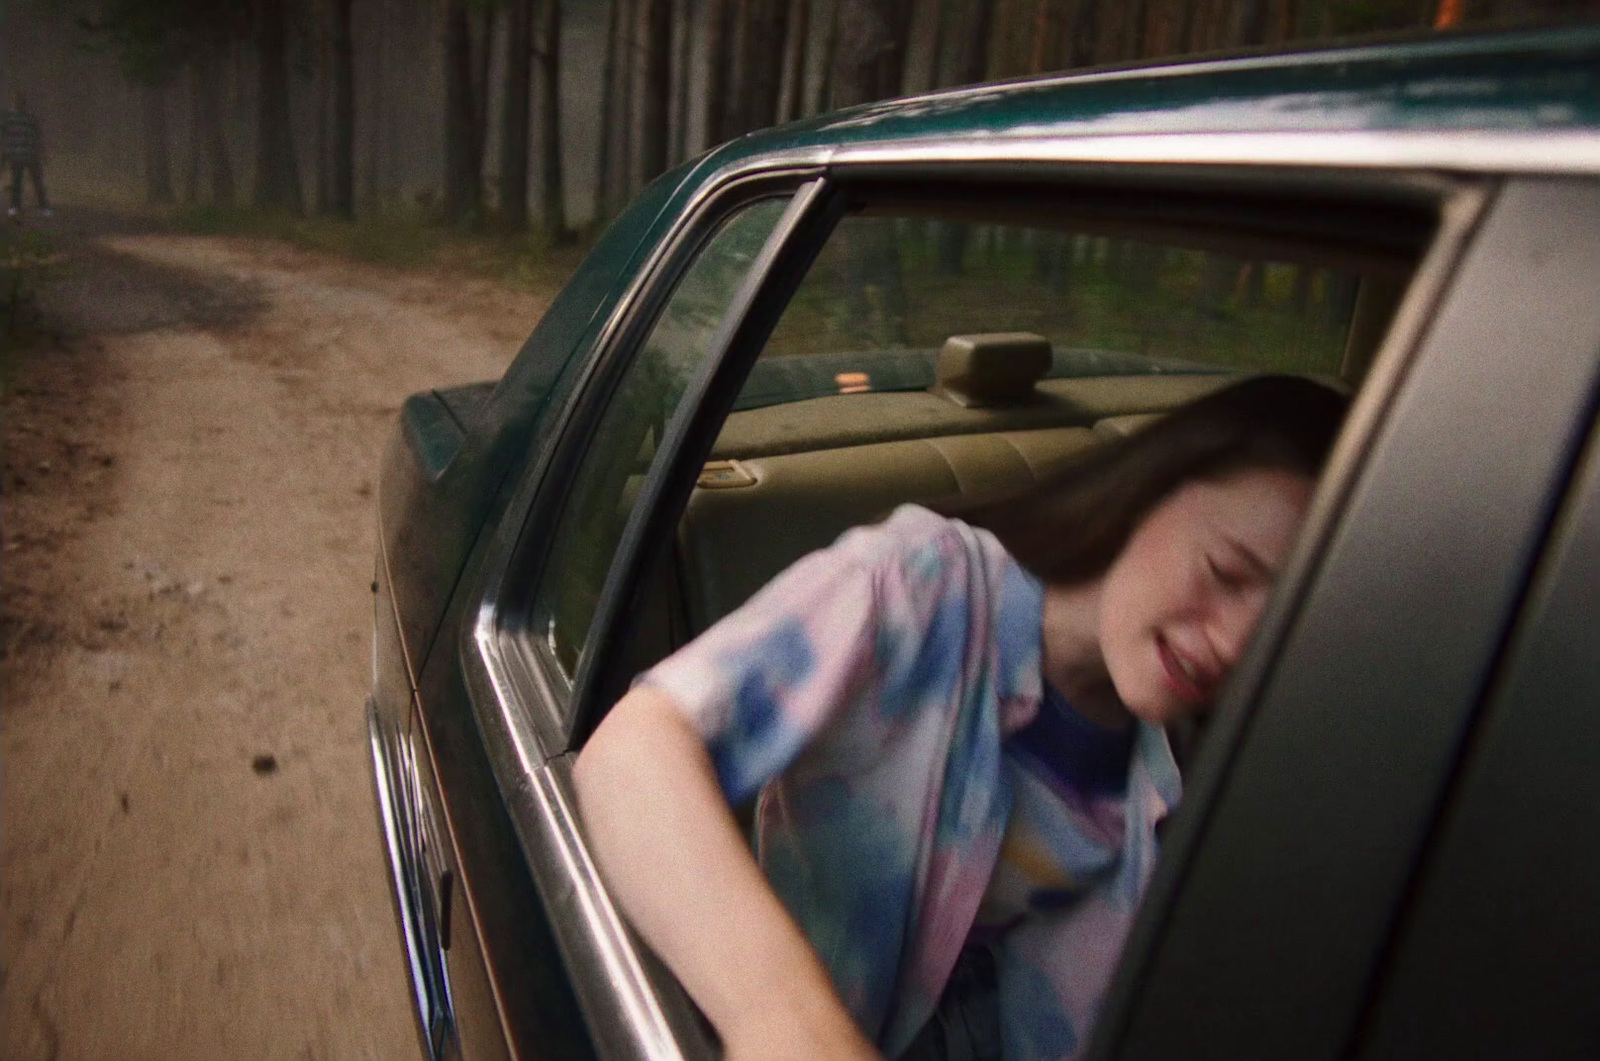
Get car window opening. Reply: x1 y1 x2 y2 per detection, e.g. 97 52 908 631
568 186 1432 1061
599 190 1433 755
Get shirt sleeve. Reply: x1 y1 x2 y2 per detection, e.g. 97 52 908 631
638 505 965 804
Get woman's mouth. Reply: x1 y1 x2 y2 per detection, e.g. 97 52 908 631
1157 635 1210 704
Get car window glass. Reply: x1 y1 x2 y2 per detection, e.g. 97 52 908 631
533 196 790 681
670 195 1423 662
739 214 1360 411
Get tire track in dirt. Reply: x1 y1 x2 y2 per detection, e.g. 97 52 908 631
2 225 551 1060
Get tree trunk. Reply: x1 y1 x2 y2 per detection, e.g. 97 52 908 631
332 0 354 218
1179 0 1200 53
444 0 482 223
616 0 637 198
474 5 496 174
749 0 789 129
255 0 303 212
638 0 672 181
364 0 386 207
703 0 735 141
727 0 754 136
1230 0 1269 45
814 0 839 112
829 0 901 107
1323 272 1359 332
1069 0 1099 67
184 76 201 205
671 0 694 160
1227 0 1268 295
537 0 569 241
1123 0 1149 59
925 0 948 88
315 8 332 216
501 0 534 231
829 1 909 342
939 0 993 271
991 0 1014 78
195 49 235 204
146 84 175 206
778 0 811 121
1030 0 1052 72
1199 253 1239 319
956 0 994 84
1290 265 1313 314
596 0 622 219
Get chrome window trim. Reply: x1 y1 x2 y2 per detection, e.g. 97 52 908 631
828 130 1600 175
671 130 1600 192
526 754 715 1061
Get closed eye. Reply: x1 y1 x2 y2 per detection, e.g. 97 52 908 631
1208 555 1246 590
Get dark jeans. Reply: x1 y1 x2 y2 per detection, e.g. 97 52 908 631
8 160 48 211
897 943 1002 1061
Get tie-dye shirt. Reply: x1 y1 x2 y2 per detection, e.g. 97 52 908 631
640 504 1182 1061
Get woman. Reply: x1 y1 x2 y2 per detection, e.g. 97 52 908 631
575 375 1348 1061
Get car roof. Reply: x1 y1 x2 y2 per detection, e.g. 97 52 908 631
702 25 1600 174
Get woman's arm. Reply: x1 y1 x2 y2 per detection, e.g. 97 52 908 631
573 685 881 1061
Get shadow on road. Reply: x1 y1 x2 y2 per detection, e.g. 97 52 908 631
7 205 268 342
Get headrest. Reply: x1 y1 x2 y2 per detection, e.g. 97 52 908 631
932 332 1051 408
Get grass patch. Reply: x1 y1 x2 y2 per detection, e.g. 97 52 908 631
0 225 66 374
172 204 588 291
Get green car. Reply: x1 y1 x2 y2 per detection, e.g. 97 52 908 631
368 25 1600 1061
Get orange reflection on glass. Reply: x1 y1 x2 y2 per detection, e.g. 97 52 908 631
835 371 870 395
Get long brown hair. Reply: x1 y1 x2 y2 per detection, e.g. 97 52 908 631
954 375 1349 585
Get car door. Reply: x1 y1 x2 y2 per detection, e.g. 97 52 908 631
1089 178 1600 1060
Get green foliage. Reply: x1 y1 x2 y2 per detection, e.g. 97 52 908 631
66 0 251 86
0 226 64 356
1323 0 1430 35
767 219 1350 377
171 203 588 291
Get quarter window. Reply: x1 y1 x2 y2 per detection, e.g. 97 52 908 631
532 197 791 682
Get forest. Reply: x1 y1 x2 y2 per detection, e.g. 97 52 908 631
3 0 1596 241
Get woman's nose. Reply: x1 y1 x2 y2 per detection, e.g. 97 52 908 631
1212 592 1265 668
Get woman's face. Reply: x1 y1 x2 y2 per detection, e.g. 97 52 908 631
1097 467 1314 726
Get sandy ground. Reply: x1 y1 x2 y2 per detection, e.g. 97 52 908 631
1 211 553 1059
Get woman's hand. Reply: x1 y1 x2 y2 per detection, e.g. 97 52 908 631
574 686 882 1061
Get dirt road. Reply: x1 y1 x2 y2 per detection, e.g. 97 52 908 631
2 212 554 1059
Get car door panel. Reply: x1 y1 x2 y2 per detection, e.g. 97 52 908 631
1096 178 1600 1060
413 641 598 1061
1356 412 1600 1059
406 712 521 1061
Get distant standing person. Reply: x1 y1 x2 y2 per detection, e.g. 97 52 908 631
4 91 51 218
